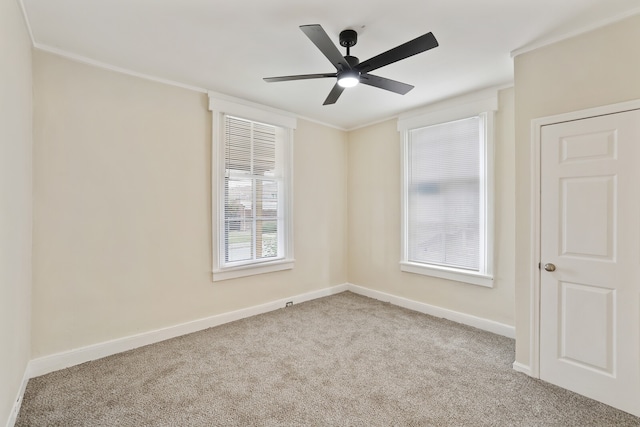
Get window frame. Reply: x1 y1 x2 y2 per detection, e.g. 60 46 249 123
209 93 296 281
398 94 497 287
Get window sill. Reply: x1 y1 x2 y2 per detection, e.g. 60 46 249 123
213 259 294 282
400 261 493 288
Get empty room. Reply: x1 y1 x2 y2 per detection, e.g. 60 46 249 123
2 0 640 425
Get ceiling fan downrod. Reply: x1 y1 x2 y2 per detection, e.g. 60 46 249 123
339 29 358 57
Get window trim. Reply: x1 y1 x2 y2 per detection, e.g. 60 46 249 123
398 93 497 287
209 92 296 281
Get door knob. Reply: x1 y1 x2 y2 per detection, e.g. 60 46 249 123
544 263 556 272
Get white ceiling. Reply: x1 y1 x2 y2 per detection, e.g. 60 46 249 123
21 0 640 129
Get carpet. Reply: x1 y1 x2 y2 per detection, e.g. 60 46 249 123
16 292 640 426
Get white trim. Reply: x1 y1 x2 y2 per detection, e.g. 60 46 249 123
303 84 511 132
213 258 294 281
24 283 515 380
294 114 347 132
529 113 542 379
397 88 499 131
27 284 348 378
34 44 208 94
512 362 532 376
511 7 640 58
5 368 29 427
208 91 297 129
27 46 306 132
528 98 640 381
346 283 515 338
400 262 493 288
482 111 495 281
212 108 223 280
349 111 412 132
400 129 409 271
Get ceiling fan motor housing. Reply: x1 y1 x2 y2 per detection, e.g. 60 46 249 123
338 31 360 86
337 54 361 87
345 55 359 67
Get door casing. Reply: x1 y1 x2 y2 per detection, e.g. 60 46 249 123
527 98 640 379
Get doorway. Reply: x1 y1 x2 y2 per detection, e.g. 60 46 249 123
533 104 640 417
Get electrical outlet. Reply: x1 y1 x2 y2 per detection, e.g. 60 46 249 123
286 301 293 307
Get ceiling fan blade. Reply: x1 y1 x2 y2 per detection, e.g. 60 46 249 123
300 24 351 71
264 73 336 82
356 32 438 74
359 74 414 95
323 83 345 105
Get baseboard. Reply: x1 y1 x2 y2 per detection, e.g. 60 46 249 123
512 361 532 376
26 282 515 378
5 366 29 427
28 284 348 378
345 283 516 338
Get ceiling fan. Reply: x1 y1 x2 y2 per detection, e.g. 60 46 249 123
264 24 439 105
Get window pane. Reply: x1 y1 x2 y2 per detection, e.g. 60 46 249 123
257 180 278 218
222 114 286 267
225 178 253 220
224 178 253 263
225 223 253 263
255 180 278 260
407 117 480 271
257 220 278 259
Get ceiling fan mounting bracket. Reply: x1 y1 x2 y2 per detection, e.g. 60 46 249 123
339 29 358 48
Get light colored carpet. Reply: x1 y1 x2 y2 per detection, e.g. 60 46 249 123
16 292 640 426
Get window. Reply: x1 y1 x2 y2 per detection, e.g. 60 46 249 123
399 95 495 287
209 94 295 281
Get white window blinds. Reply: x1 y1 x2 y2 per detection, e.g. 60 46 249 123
224 116 283 264
407 117 482 271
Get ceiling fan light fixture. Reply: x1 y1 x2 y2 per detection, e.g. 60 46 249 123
337 69 360 88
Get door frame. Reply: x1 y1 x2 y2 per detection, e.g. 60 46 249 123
528 98 640 379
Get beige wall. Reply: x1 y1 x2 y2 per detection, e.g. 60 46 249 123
32 51 347 358
514 14 640 367
347 88 516 326
32 46 514 364
0 0 33 423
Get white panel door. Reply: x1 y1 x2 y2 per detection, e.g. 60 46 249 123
540 109 640 417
